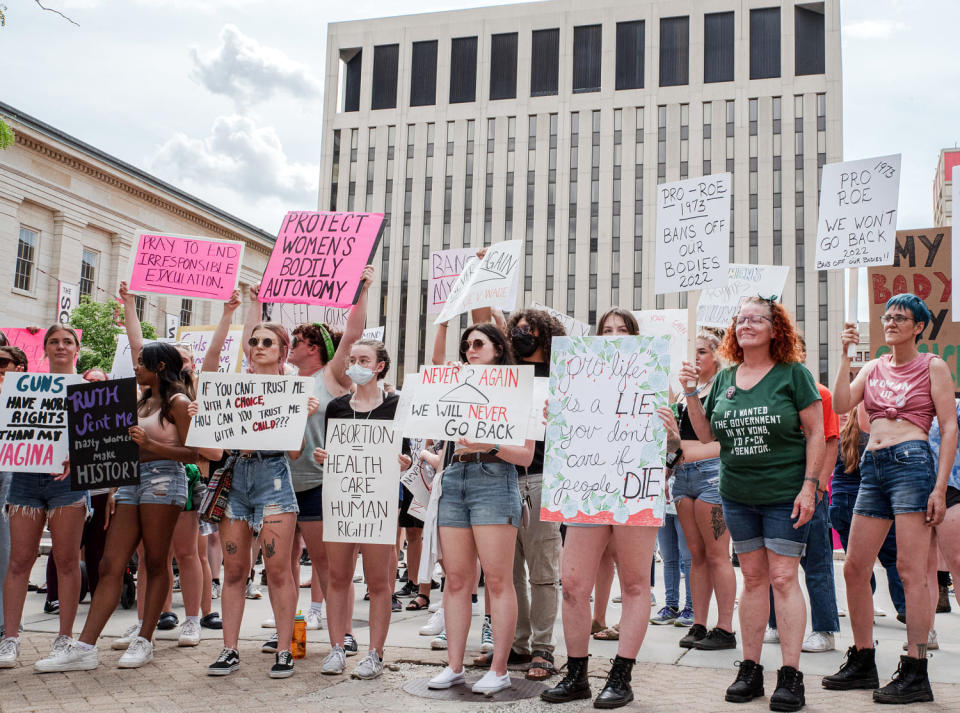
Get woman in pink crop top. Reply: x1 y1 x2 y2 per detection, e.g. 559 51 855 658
826 293 957 703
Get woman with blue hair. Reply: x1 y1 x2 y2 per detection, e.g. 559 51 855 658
824 293 957 704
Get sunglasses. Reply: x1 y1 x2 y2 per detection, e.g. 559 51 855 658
248 337 275 348
511 326 533 336
461 338 490 352
291 337 314 348
0 357 15 369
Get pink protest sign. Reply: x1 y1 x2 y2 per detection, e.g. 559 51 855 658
1 327 83 372
258 212 385 307
129 233 244 300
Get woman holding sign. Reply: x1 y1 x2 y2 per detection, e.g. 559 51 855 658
1 325 89 671
679 297 823 712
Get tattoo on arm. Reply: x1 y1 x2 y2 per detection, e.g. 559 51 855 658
710 505 727 540
225 541 238 555
263 538 277 559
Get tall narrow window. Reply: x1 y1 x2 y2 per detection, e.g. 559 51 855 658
567 112 579 315
342 50 362 112
347 128 358 211
773 96 782 264
589 110 600 324
484 118 495 244
702 101 712 175
615 21 644 90
450 37 478 103
795 95 805 332
134 295 146 321
506 116 516 239
680 103 689 179
748 98 758 264
80 248 98 299
371 44 399 110
443 121 454 249
750 8 781 80
657 105 666 183
410 40 438 107
490 33 518 101
525 115 536 297
329 129 341 210
180 299 193 327
633 106 644 310
611 108 622 305
546 113 557 304
704 12 734 83
463 120 475 245
726 100 736 261
795 7 825 76
573 25 602 93
659 16 689 87
364 127 376 211
379 126 396 321
530 29 559 97
14 227 36 292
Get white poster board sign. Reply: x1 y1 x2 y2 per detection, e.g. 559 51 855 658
428 248 476 314
265 303 351 333
186 374 313 450
322 419 401 544
165 313 180 340
655 173 731 294
953 166 960 320
632 309 687 386
0 373 85 472
176 325 244 373
815 154 901 270
400 451 436 521
434 240 522 324
697 264 791 328
57 282 79 324
526 377 549 440
110 335 174 379
531 302 591 338
362 326 385 341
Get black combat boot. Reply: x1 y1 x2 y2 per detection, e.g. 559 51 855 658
873 655 933 704
725 659 764 703
593 655 635 709
769 666 805 712
540 655 590 703
821 645 879 690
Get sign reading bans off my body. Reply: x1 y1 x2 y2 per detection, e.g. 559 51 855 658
259 211 385 308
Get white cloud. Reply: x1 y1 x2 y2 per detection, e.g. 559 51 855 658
843 20 909 40
190 24 322 108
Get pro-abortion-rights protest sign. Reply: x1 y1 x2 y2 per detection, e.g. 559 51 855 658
428 248 475 314
531 302 591 338
632 309 687 387
816 154 901 270
0 372 85 472
110 335 175 379
655 173 731 294
186 374 313 450
0 328 83 372
259 211 385 308
322 419 402 544
541 336 670 526
176 325 244 373
434 240 522 324
697 264 791 328
56 281 79 323
129 233 244 300
399 364 534 445
67 377 139 490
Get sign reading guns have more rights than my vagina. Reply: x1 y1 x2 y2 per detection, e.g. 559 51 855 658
259 211 385 308
0 373 85 472
129 233 244 300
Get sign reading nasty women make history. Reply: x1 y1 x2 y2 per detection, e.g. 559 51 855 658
428 248 475 314
67 377 139 490
322 419 402 545
259 211 385 308
655 173 731 294
399 364 534 446
186 374 313 450
816 154 901 270
541 336 670 526
0 372 85 472
697 264 791 328
434 240 523 324
129 233 244 300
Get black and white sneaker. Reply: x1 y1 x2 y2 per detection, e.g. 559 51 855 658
270 651 295 679
208 648 240 676
343 633 359 657
261 633 279 654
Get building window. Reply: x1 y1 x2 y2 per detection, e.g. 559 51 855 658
379 125 396 322
443 121 454 249
397 124 415 376
80 248 98 299
371 44 399 110
750 8 781 80
450 36 478 103
588 110 600 323
679 103 689 179
633 106 644 310
506 117 516 238
347 128 358 211
525 115 536 297
410 41 438 107
546 113 557 304
657 105 666 183
134 295 146 321
659 16 689 87
615 20 644 91
704 12 734 83
748 98 758 264
611 107 622 306
464 119 475 245
530 29 559 97
567 112 579 315
726 99 735 261
795 94 805 332
702 101 712 175
773 96 782 264
341 49 362 112
490 33 518 101
573 25 602 93
484 118 495 245
329 129 340 210
364 127 376 211
14 226 37 292
795 6 825 76
180 299 193 327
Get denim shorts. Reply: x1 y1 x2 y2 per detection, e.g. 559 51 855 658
6 472 87 513
671 457 722 505
295 484 323 522
115 460 188 508
854 440 936 520
437 460 522 528
226 454 298 531
721 497 811 558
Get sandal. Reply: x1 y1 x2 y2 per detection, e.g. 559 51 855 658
525 650 555 680
406 594 430 611
591 619 605 635
592 624 620 641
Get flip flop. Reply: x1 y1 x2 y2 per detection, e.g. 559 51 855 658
593 624 620 641
406 594 430 611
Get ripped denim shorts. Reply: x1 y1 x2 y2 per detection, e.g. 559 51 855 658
225 453 298 532
114 460 188 508
6 472 88 514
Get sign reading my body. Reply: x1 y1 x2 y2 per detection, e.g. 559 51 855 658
660 180 727 289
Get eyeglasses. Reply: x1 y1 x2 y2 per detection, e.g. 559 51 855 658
735 314 772 327
880 314 915 326
291 337 310 348
461 338 490 352
248 337 275 348
511 326 533 337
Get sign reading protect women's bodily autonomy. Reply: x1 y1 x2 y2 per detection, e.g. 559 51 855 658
129 233 244 300
258 211 385 308
434 240 523 324
67 377 139 490
654 174 731 294
815 154 901 270
541 336 671 526
185 374 314 450
398 364 535 446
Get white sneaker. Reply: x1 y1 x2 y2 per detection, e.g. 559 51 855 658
245 582 263 600
351 649 384 680
111 624 140 650
320 645 346 675
472 669 512 694
179 619 201 647
838 608 848 617
763 626 780 644
472 600 481 616
48 634 73 657
431 630 448 650
0 637 20 668
903 629 938 651
305 609 324 631
118 636 154 668
874 606 887 617
211 581 221 600
35 641 98 672
612 593 622 604
420 608 444 636
428 598 442 613
428 665 465 689
801 631 835 653
261 616 276 628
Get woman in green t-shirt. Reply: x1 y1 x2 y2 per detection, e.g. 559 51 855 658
681 297 824 713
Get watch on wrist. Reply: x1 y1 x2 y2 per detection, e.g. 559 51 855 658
489 445 501 456
665 448 683 468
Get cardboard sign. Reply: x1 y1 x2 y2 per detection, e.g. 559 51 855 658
399 364 534 445
0 328 82 372
697 264 791 328
259 211 385 307
541 336 670 526
129 232 244 300
67 377 139 490
816 154 901 270
531 302 591 338
0 372 85 472
186 374 314 450
868 228 958 395
264 303 350 333
434 240 523 324
110 335 175 379
655 173 731 294
428 248 475 314
363 326 385 341
322 419 401 544
400 442 436 520
632 310 687 387
165 313 180 340
56 282 79 323
176 325 244 374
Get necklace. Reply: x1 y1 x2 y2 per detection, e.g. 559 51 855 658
350 392 383 420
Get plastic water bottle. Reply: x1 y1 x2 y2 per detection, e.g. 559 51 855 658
292 610 307 659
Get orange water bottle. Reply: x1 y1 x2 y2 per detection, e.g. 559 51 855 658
292 610 307 659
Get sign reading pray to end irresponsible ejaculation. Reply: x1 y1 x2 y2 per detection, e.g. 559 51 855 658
129 233 244 300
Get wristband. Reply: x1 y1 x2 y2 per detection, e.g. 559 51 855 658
682 389 699 398
803 477 818 486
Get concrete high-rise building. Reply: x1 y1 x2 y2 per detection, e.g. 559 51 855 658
319 0 843 383
933 148 958 226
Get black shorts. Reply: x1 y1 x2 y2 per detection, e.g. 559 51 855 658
947 486 960 510
398 486 424 529
296 485 323 522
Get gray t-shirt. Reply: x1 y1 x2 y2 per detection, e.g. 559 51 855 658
289 368 338 492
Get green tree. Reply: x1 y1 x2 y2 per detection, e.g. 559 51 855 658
0 119 14 150
70 297 156 372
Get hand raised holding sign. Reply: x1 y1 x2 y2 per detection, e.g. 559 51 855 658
307 396 320 416
313 447 327 465
839 322 860 359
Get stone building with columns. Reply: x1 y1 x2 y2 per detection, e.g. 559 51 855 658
0 101 274 333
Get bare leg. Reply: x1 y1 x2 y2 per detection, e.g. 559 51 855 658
561 527 611 656
137 504 183 642
361 544 396 652
843 514 894 650
735 549 771 664
259 513 298 653
611 526 658 657
592 544 615 628
695 499 736 631
768 552 806 670
4 510 49 636
218 518 253 650
473 524 518 677
894 513 934 659
46 503 87 637
171 511 202 618
438 527 480 673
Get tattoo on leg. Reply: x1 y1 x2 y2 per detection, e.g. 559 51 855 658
917 642 928 659
225 541 238 555
711 506 727 540
263 538 277 559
